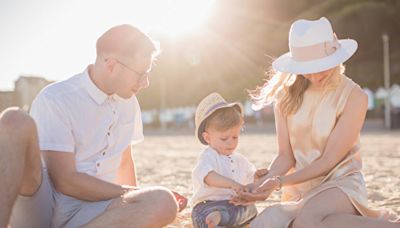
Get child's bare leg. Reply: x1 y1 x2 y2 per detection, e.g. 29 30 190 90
205 211 221 228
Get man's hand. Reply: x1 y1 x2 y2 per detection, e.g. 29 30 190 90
121 185 140 195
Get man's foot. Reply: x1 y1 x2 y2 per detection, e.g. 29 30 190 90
172 191 188 212
205 211 221 228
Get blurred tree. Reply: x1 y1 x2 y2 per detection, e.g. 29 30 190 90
138 0 400 109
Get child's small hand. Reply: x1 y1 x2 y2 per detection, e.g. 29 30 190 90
243 183 255 192
230 182 245 193
254 168 269 182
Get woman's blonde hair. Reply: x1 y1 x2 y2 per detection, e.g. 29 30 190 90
250 64 345 116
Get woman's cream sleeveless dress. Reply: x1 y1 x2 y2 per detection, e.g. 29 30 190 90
251 75 386 228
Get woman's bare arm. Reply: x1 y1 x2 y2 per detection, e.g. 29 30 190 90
258 105 296 183
280 87 368 187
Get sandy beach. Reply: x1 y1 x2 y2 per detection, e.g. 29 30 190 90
133 126 400 227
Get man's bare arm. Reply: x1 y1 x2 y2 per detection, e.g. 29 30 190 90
43 151 130 201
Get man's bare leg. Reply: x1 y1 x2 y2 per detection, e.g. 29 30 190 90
84 186 178 228
0 108 42 227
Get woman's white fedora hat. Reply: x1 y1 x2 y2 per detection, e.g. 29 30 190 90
272 17 358 74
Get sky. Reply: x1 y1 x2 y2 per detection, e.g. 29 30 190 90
0 0 214 90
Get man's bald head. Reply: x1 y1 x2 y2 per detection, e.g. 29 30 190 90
96 24 159 62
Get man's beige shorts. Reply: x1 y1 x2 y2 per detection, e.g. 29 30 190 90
9 168 112 228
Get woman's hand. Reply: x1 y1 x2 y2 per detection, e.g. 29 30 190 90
229 188 274 206
254 177 281 193
254 168 269 182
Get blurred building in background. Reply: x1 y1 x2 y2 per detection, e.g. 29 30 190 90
0 76 52 112
15 76 52 111
0 91 16 112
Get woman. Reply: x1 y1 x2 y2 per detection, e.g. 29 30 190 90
231 17 399 228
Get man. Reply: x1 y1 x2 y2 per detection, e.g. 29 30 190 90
2 24 178 228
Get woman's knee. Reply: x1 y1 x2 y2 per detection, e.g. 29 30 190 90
292 212 322 228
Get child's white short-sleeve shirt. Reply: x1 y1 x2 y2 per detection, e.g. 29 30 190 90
190 147 256 207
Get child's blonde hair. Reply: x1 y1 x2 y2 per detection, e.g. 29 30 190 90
204 107 243 132
250 64 344 116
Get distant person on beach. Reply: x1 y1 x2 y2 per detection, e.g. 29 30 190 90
1 24 181 228
229 17 399 227
190 92 268 228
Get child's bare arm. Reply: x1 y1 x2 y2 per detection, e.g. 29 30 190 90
204 171 243 191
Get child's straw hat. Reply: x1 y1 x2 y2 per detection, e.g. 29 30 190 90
195 93 243 145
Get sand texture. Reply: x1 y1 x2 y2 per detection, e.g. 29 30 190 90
133 129 400 227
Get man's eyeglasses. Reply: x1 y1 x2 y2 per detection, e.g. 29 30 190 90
104 57 150 81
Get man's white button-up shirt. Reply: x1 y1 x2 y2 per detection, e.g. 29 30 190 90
30 68 144 183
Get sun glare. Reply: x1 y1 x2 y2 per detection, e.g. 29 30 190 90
145 0 215 37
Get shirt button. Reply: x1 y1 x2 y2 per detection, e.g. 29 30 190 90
102 151 106 156
231 160 233 163
107 132 110 136
97 163 100 167
232 170 235 173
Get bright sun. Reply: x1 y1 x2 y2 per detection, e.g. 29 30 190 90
143 0 216 37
